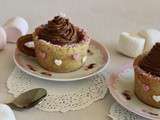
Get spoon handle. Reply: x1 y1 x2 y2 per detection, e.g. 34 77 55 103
6 103 24 111
6 103 17 109
6 103 14 108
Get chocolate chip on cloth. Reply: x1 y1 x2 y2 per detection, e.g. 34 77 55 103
35 16 81 46
140 42 160 77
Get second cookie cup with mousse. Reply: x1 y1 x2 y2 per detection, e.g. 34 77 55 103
134 43 160 108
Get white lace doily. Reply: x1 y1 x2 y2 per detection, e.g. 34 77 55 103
7 67 108 112
108 102 148 120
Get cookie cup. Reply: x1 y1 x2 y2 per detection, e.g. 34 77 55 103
134 54 160 108
33 29 90 73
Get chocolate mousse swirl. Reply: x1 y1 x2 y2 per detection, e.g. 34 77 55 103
35 16 79 45
140 43 160 77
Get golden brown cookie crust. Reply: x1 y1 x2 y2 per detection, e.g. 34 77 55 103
33 32 90 73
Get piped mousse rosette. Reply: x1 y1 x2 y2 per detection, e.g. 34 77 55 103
134 43 160 108
33 16 90 72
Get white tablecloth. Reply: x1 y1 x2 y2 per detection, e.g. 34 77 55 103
0 0 159 119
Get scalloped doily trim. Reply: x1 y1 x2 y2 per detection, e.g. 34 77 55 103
108 102 147 120
7 67 108 112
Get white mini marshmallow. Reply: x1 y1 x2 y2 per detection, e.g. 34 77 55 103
0 104 16 120
0 27 7 50
4 16 29 43
117 32 145 58
138 29 160 52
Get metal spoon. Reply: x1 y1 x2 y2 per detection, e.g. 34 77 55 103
6 88 47 110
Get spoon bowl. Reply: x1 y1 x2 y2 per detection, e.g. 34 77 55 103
7 88 47 110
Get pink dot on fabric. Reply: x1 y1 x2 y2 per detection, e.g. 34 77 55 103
143 84 150 92
72 53 80 60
